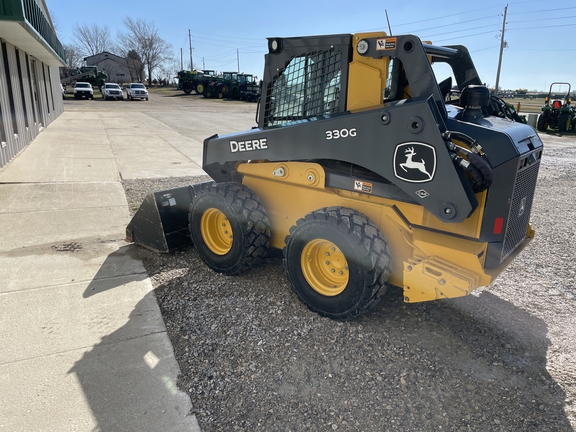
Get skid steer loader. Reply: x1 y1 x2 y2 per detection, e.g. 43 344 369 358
126 32 542 319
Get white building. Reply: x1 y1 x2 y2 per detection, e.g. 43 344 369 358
0 0 65 169
85 52 131 84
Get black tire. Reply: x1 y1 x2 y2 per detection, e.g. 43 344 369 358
283 207 391 319
537 114 547 132
189 182 271 275
196 83 205 94
182 82 193 94
559 113 571 133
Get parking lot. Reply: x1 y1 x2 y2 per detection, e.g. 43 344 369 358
69 89 576 431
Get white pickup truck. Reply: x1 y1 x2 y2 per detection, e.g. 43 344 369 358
73 82 93 99
101 83 124 100
126 83 149 101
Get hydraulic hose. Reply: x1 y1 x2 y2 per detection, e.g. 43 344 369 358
444 132 493 192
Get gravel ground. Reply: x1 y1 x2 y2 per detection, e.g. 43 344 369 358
123 145 576 431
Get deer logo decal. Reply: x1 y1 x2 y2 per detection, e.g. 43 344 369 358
393 143 436 183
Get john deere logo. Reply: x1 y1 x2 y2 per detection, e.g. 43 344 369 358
393 143 436 183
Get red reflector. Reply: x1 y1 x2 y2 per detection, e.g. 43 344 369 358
493 217 504 235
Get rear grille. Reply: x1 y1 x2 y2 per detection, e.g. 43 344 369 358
501 158 540 260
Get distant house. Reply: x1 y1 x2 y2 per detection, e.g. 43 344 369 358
84 52 130 84
0 0 66 170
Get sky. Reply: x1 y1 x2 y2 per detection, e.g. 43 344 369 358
48 0 576 92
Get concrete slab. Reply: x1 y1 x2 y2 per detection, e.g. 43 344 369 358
0 100 221 432
108 135 179 150
99 112 175 133
0 240 143 293
0 149 119 183
159 135 204 163
0 274 162 363
0 182 126 213
0 204 128 251
0 331 199 432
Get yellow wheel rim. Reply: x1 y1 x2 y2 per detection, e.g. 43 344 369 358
301 239 349 296
200 208 233 255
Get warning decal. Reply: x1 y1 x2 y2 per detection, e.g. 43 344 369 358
376 38 397 51
354 180 373 194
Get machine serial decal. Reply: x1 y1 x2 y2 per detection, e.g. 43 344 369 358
230 138 268 153
393 143 436 183
376 38 396 50
354 180 373 194
325 128 357 140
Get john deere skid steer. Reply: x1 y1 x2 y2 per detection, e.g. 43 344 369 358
126 32 542 319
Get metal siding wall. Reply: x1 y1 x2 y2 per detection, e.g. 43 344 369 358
48 64 63 119
32 58 47 129
0 39 64 170
6 43 28 153
36 60 52 128
0 40 16 169
17 48 39 142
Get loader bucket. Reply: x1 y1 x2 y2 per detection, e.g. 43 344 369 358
126 186 195 253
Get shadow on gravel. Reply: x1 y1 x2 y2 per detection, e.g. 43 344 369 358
147 247 572 432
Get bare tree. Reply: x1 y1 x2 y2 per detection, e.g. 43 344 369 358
63 44 83 70
126 50 145 82
155 57 179 85
73 23 114 57
118 17 173 86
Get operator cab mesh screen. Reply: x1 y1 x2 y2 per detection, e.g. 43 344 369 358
264 50 341 127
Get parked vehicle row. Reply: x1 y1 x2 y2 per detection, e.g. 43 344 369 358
65 82 149 101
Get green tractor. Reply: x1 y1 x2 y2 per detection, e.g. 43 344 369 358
537 82 575 133
204 71 237 99
177 69 216 95
228 73 260 101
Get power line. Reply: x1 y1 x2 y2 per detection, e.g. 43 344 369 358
409 15 498 34
509 15 576 23
508 23 576 31
431 30 498 44
391 6 502 28
507 6 576 15
420 24 498 39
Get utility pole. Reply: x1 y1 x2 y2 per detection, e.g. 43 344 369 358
494 4 508 96
188 29 193 70
237 49 240 73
